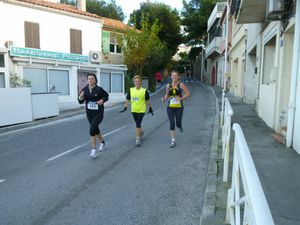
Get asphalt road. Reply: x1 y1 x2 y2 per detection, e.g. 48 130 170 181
0 79 216 225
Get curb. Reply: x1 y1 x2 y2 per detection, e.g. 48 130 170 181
199 85 220 225
200 107 219 225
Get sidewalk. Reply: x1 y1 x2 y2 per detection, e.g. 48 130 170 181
201 86 300 225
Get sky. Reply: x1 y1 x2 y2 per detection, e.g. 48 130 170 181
114 0 183 22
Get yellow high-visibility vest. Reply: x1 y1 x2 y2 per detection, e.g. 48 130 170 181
130 87 146 113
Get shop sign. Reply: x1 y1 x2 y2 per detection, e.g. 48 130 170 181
10 47 89 63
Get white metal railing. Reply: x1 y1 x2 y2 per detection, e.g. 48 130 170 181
225 123 275 225
222 97 233 182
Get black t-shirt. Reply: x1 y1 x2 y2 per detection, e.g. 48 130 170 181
78 85 109 113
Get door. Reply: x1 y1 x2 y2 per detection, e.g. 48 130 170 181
211 66 216 86
77 72 88 94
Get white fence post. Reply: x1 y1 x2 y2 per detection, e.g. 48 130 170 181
220 90 225 126
222 97 233 182
225 123 275 225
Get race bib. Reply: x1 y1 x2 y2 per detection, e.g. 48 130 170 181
169 97 181 108
87 101 98 110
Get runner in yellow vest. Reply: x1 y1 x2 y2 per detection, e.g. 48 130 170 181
119 75 153 146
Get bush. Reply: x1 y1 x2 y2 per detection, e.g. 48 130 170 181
10 73 31 88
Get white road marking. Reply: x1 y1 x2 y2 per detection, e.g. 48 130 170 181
46 142 89 162
0 179 5 183
0 114 85 137
46 126 126 162
102 126 126 137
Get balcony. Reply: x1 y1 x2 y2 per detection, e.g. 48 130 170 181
206 37 222 59
236 0 267 24
207 2 226 32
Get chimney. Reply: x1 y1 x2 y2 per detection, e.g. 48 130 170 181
77 0 86 11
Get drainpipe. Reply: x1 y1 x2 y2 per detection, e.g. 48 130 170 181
286 0 300 148
221 1 229 126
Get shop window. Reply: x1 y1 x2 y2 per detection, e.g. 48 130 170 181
70 28 82 54
111 73 123 92
23 68 47 93
0 54 4 67
0 72 5 88
100 72 111 92
23 68 70 95
24 21 40 49
100 72 123 93
49 69 69 95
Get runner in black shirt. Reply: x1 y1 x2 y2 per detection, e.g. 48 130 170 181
78 73 109 158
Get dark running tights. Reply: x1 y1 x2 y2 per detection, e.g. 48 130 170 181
167 106 184 130
132 113 145 128
87 112 104 136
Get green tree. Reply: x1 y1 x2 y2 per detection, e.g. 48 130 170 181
60 0 125 21
129 1 182 56
181 0 216 45
122 16 169 91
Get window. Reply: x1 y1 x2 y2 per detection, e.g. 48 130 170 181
100 72 123 93
24 21 40 49
70 29 82 54
23 68 70 95
0 54 4 67
109 33 122 54
0 72 5 88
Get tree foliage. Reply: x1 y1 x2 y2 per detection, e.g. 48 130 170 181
60 0 124 21
122 16 170 91
128 1 182 56
181 0 216 45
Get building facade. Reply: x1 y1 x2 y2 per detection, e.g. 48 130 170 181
221 0 300 153
0 0 127 111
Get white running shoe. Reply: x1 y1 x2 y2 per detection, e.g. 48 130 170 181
135 138 141 147
170 140 176 148
99 142 106 152
90 149 98 158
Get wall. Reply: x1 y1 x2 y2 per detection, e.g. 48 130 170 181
244 24 262 103
229 25 246 98
102 53 124 64
258 22 279 128
274 23 294 133
0 88 33 126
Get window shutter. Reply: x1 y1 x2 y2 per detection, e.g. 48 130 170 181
102 31 110 53
70 29 82 54
24 21 40 49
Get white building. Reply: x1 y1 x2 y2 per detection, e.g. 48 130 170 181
206 2 226 86
231 0 300 153
0 0 126 111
